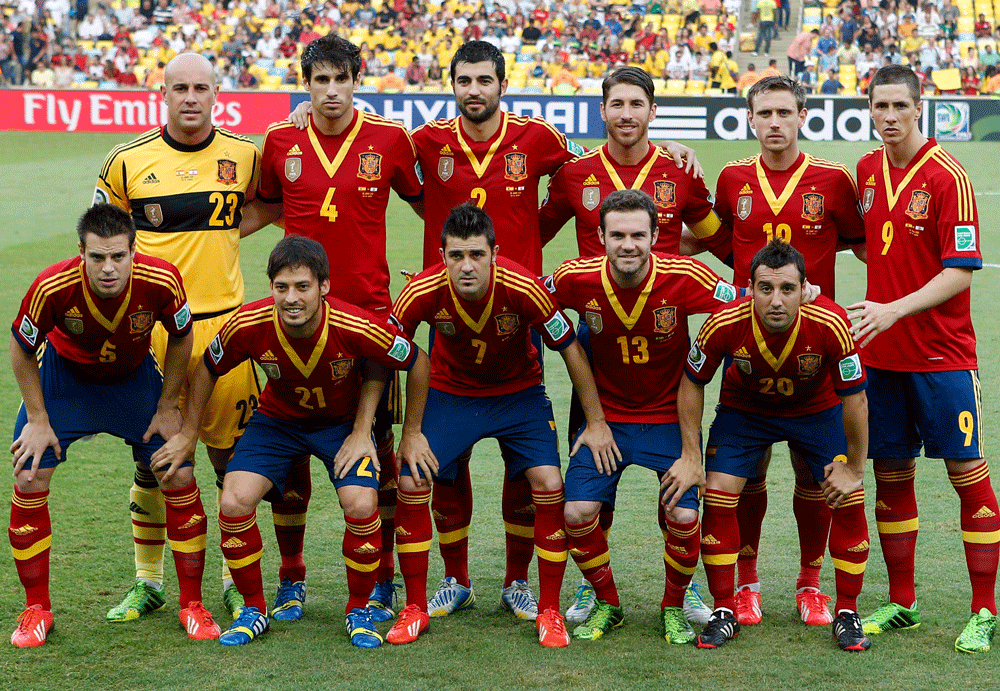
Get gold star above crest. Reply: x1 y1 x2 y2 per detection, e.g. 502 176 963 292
805 345 812 351
811 186 816 191
511 145 518 150
922 182 927 188
337 352 343 357
661 299 668 304
368 145 374 150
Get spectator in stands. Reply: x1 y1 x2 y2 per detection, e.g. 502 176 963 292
819 41 839 74
717 25 736 54
779 0 792 32
283 63 299 86
856 48 880 76
690 50 711 82
837 38 860 66
876 0 898 35
374 2 395 29
279 32 298 59
737 62 762 93
754 0 777 56
427 59 443 86
551 62 580 92
257 27 281 60
713 49 740 92
0 30 17 86
938 38 960 66
78 13 104 41
405 55 426 86
377 63 404 92
940 0 960 27
857 19 881 51
882 35 903 64
984 64 1000 92
531 51 549 79
30 57 55 87
788 28 817 77
980 43 999 69
694 23 714 54
820 67 844 93
237 61 259 89
858 64 879 92
221 29 245 70
919 37 938 69
666 48 691 80
145 59 165 88
975 13 993 38
53 55 74 87
916 3 941 40
816 27 837 56
762 58 781 77
840 6 859 45
522 18 542 43
152 0 172 29
963 45 979 71
961 65 981 93
606 10 624 35
800 60 817 92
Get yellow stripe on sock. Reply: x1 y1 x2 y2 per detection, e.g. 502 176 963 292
169 536 207 553
437 526 469 544
537 547 568 563
664 552 697 576
343 556 379 573
701 552 738 566
133 525 166 541
832 558 867 574
271 513 307 526
877 518 919 534
11 535 51 561
503 522 534 539
396 540 432 553
226 549 263 571
962 530 1000 544
575 552 610 570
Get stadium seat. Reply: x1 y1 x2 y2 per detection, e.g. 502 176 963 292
704 87 723 96
652 77 667 92
665 79 687 94
685 80 706 93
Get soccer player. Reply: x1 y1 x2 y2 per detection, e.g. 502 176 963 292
537 65 727 626
386 203 616 648
548 189 744 644
9 204 218 647
702 75 866 627
682 239 871 652
94 52 262 622
253 35 424 624
151 235 435 649
850 65 998 654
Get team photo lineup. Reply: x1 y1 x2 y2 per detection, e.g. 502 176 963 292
8 34 997 661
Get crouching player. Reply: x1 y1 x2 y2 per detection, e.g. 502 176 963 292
680 239 871 651
386 203 617 648
9 204 219 646
152 236 435 648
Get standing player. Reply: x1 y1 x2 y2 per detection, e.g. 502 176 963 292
94 52 262 622
682 240 871 652
703 75 866 627
850 65 998 654
9 204 218 647
549 190 743 644
151 236 435 648
252 35 424 624
386 203 616 648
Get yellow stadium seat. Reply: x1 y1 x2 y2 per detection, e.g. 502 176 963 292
665 79 686 94
685 80 706 93
704 87 723 96
839 64 857 79
652 77 667 92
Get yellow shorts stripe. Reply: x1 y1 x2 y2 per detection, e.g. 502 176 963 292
701 552 738 566
226 549 263 571
537 548 568 563
438 527 469 544
962 530 1000 545
343 556 379 573
832 558 867 575
396 540 433 553
876 518 919 534
503 522 534 539
11 535 52 561
169 536 208 553
664 552 697 576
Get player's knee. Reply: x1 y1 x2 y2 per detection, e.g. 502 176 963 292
526 465 563 493
342 489 378 519
157 465 195 491
664 505 699 525
564 500 599 525
219 487 257 518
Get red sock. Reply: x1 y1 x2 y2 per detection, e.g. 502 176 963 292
396 487 432 610
949 462 1000 614
736 477 767 588
702 488 740 611
502 465 535 587
599 508 614 535
343 511 381 613
271 454 310 583
874 466 918 607
829 488 868 612
376 434 398 583
532 489 567 614
162 481 207 607
660 506 700 609
793 480 832 591
9 487 51 610
433 451 472 586
566 515 619 606
219 511 266 611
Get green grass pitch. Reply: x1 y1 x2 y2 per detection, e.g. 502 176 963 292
0 131 998 690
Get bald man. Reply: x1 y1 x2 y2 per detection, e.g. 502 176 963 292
94 52 267 626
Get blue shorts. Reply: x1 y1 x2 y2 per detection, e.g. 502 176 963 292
406 384 560 483
12 346 169 469
565 421 700 511
866 367 984 460
705 404 848 482
228 412 380 495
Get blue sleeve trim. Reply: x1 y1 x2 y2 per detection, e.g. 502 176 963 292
684 368 711 386
398 190 424 203
10 326 37 354
545 329 577 352
941 258 981 270
835 380 868 398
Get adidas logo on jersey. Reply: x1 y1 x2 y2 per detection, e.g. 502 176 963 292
260 350 278 361
64 306 83 318
439 144 454 155
142 173 160 185
865 174 875 186
395 526 412 537
585 299 601 310
701 534 721 545
355 542 378 555
222 537 246 549
738 544 755 556
129 501 150 516
848 540 870 552
739 183 753 194
734 347 751 359
434 308 452 320
874 500 891 510
179 514 204 530
973 506 997 519
10 524 37 536
287 145 303 156
583 174 600 185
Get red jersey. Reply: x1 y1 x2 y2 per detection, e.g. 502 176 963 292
391 256 575 396
259 111 424 313
12 253 191 381
856 139 981 371
715 152 865 299
205 297 418 422
412 112 581 273
551 253 739 423
687 295 867 417
539 142 727 259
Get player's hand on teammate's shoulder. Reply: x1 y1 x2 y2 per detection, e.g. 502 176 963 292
149 429 198 483
288 101 312 129
333 430 380 479
820 459 863 509
846 299 899 348
397 431 438 487
656 140 704 178
658 451 706 510
10 421 61 480
571 420 621 476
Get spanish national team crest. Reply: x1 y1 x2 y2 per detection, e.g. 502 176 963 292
504 152 528 182
495 313 520 335
436 321 456 336
734 358 752 374
586 311 603 334
261 363 281 380
217 159 237 185
285 158 301 182
862 187 874 213
653 180 677 208
64 317 84 335
798 353 822 376
801 193 824 222
129 311 154 334
653 306 676 333
438 156 454 182
737 195 753 220
330 358 353 379
906 190 930 220
582 186 600 211
358 152 382 181
144 203 163 227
